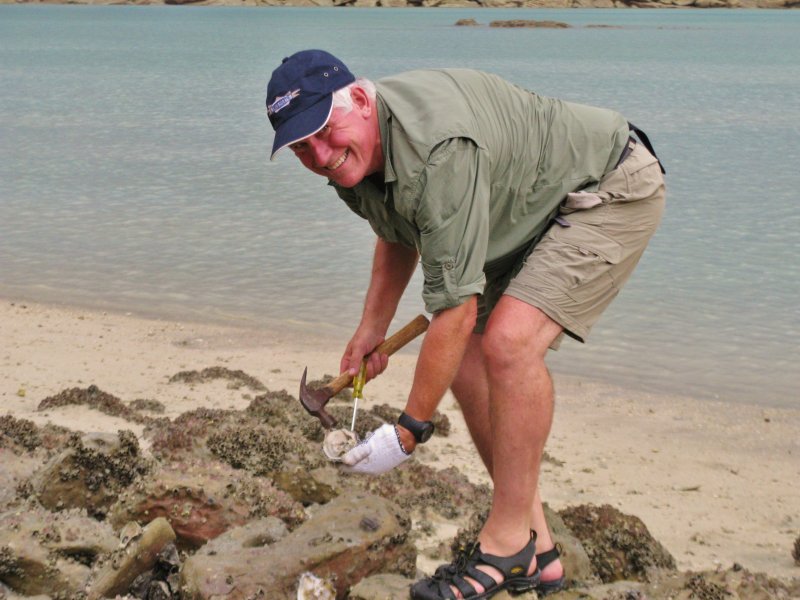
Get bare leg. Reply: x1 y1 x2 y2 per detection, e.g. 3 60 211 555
449 298 564 594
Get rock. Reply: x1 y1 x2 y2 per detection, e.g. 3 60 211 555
676 566 800 599
1 416 76 512
567 579 649 599
128 543 181 599
108 458 304 549
38 385 151 425
146 389 335 471
0 415 71 456
0 583 50 600
490 19 571 28
794 534 800 565
365 462 491 521
349 573 417 599
558 504 676 583
0 504 117 596
541 504 597 587
0 449 42 511
195 517 288 555
0 415 42 452
145 407 234 460
86 517 176 599
168 366 266 391
31 430 150 519
272 468 338 505
455 18 479 26
180 492 416 599
207 423 293 474
487 591 537 600
129 398 166 414
568 565 800 600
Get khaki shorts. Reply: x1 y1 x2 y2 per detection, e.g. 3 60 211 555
477 140 666 348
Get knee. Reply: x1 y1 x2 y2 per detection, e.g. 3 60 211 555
481 324 542 373
481 304 560 372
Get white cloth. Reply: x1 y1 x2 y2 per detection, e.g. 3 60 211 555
341 424 411 475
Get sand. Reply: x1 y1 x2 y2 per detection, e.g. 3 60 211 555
2 298 798 583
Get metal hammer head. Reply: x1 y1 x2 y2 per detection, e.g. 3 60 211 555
298 367 338 429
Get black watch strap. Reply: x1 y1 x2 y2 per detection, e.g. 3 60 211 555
398 411 435 444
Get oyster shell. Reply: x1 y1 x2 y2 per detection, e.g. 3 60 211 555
297 571 335 599
322 428 359 462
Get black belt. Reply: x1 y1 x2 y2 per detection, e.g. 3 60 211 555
615 137 636 169
627 121 666 174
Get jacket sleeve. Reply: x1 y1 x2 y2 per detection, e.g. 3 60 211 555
411 137 490 313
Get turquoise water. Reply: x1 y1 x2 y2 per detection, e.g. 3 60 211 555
1 6 798 407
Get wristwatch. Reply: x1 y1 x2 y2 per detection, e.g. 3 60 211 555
398 411 435 444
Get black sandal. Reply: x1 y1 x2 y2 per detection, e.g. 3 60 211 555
410 531 540 600
535 543 566 596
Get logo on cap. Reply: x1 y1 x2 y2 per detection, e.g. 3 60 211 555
267 89 300 116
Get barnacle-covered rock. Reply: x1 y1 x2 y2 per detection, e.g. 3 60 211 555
559 504 676 583
0 504 117 596
31 430 151 519
108 458 304 549
181 492 415 599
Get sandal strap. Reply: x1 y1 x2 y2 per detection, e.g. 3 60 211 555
449 574 480 598
472 530 537 578
536 542 563 571
435 579 459 600
410 531 538 600
462 565 497 591
413 577 458 600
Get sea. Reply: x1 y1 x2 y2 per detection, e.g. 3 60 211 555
1 6 798 408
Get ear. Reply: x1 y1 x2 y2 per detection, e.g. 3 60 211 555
350 85 372 118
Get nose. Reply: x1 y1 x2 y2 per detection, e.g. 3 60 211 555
306 136 332 168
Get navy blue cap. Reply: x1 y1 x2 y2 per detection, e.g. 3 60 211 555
266 49 355 159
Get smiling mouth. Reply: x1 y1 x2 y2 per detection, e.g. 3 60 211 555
327 149 349 171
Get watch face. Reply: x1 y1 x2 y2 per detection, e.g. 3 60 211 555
400 412 435 444
419 423 434 443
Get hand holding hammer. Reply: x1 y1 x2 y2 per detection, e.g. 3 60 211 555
298 314 430 429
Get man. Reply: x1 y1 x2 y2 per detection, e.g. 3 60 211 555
266 49 665 600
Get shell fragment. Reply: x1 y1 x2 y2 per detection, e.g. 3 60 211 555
322 428 359 462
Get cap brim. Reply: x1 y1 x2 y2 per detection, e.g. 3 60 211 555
270 95 333 161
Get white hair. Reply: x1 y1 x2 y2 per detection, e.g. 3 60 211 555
331 77 377 114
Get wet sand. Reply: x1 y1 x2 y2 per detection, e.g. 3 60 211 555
2 298 798 582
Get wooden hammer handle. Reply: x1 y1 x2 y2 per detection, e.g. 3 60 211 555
325 314 430 395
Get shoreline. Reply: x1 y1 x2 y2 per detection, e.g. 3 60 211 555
3 289 790 411
2 296 799 582
1 1 797 8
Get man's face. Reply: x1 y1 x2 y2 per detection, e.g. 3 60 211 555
289 88 381 189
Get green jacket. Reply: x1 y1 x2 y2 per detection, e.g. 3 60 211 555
332 68 629 313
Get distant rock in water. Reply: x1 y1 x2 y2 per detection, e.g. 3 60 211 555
455 18 480 26
490 19 571 28
5 0 800 8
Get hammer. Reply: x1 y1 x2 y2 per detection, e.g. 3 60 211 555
298 314 430 429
